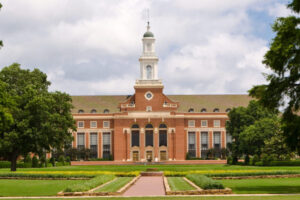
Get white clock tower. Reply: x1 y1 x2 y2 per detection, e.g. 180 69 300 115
135 22 162 87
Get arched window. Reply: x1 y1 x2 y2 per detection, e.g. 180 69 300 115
159 124 167 129
188 108 194 113
146 65 152 80
226 108 231 113
201 108 207 113
145 124 153 129
90 109 97 113
78 109 84 114
103 109 109 114
131 124 139 129
213 108 220 112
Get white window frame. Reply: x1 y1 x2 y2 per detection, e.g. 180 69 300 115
188 120 195 128
201 120 208 127
90 121 97 128
214 120 220 127
103 121 110 128
78 121 84 128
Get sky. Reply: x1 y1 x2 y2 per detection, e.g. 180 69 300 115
0 0 293 95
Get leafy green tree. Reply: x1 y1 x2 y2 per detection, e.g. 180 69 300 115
0 81 14 136
239 116 280 158
226 101 275 164
0 64 76 171
249 0 300 154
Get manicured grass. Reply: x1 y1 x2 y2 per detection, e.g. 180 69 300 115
167 177 195 191
1 164 300 172
0 179 84 196
1 195 300 200
64 175 115 192
221 177 300 194
95 177 133 192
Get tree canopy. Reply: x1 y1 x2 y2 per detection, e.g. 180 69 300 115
226 100 277 164
249 0 300 154
0 64 76 171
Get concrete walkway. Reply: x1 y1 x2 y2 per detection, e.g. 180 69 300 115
122 176 165 197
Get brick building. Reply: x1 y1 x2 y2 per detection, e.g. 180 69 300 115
71 23 251 162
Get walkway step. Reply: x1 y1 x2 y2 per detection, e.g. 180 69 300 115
122 176 165 197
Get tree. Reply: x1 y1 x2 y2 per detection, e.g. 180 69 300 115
226 100 276 164
0 64 76 171
249 0 300 154
239 116 280 158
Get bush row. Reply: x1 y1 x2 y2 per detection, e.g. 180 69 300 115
0 173 94 179
64 175 115 192
227 155 300 166
164 170 300 177
255 160 300 166
186 174 224 189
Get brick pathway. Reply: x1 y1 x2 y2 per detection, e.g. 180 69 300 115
122 176 165 197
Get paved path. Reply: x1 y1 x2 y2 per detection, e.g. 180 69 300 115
122 176 165 197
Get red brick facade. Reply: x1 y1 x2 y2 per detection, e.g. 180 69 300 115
72 84 230 162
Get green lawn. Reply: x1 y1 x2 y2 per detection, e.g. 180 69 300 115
0 196 300 200
167 177 195 191
95 177 133 192
221 177 300 194
0 179 84 196
1 164 300 172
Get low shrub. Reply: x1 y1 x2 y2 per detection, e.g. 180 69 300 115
32 156 39 168
186 174 224 189
0 161 11 168
0 173 94 179
49 157 55 167
64 175 115 192
58 155 65 165
206 171 300 177
65 156 71 163
251 155 259 166
227 156 232 165
269 160 300 166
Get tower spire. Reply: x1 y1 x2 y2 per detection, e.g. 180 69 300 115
147 9 150 31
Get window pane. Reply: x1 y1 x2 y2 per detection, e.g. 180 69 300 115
145 130 153 146
188 132 196 158
90 133 98 145
102 132 111 159
131 131 140 147
159 130 167 146
77 133 85 148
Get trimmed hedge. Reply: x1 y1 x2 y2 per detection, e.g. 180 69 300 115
0 161 69 168
64 175 115 192
186 174 224 189
255 160 300 166
206 171 300 177
0 173 94 179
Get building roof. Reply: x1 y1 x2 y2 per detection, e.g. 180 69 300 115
71 94 252 114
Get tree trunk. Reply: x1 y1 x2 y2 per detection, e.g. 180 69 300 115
10 152 18 171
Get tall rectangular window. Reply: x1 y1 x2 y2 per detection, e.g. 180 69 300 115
77 133 85 149
201 132 208 158
188 132 196 158
102 132 111 159
159 130 167 147
145 130 153 147
131 131 139 147
214 132 221 158
90 133 98 158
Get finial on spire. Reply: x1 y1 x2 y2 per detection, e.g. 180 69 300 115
147 9 150 31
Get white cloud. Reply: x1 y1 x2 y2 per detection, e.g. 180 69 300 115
0 0 288 95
